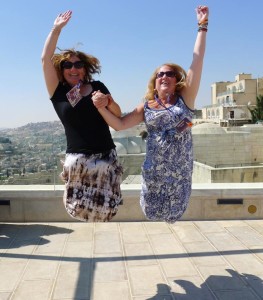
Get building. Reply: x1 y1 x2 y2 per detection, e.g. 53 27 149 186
202 73 263 126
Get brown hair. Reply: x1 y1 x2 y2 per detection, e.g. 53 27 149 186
52 49 101 83
145 63 187 101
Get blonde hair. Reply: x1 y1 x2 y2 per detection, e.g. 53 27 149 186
52 49 101 83
145 63 187 101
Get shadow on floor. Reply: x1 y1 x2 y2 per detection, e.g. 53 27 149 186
146 269 263 300
1 223 263 299
0 223 73 248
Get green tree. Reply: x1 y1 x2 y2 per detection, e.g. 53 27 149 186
248 95 263 123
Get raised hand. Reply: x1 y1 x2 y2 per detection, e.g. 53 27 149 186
53 10 72 30
196 5 209 24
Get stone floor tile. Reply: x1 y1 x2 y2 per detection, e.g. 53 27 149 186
171 224 206 243
226 225 263 247
1 221 263 300
119 223 149 243
168 275 217 300
34 240 66 255
52 261 91 299
0 261 27 290
242 273 263 299
63 241 93 259
144 222 172 234
124 242 157 266
0 223 21 237
14 224 46 241
92 253 128 282
148 233 186 255
0 293 11 300
196 266 246 291
244 220 263 234
214 288 261 300
67 223 94 242
1 239 38 262
94 231 122 254
250 245 263 261
194 221 226 233
0 237 13 253
160 257 199 278
205 231 247 251
91 281 131 300
183 241 227 266
95 223 119 232
222 253 263 275
133 296 174 300
44 222 72 231
216 220 247 227
23 257 60 280
128 265 168 296
12 279 53 300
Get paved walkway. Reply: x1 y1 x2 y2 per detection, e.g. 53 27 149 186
0 220 263 300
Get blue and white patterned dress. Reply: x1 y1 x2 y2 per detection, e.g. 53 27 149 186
140 97 194 223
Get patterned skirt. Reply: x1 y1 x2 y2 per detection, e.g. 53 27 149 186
60 149 123 222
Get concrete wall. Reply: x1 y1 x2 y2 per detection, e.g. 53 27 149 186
192 162 213 183
193 162 263 183
211 167 263 183
118 154 145 180
0 184 262 222
192 126 263 166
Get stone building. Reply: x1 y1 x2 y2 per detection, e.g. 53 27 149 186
202 73 263 126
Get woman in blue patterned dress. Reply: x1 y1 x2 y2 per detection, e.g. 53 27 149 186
92 5 209 223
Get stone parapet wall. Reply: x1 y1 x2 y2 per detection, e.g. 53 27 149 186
193 162 263 183
0 183 262 222
118 154 145 180
192 125 263 166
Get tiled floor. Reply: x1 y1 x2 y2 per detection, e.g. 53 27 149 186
1 220 263 299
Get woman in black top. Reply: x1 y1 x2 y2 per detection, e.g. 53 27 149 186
41 10 123 222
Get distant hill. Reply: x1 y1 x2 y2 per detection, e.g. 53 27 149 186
0 121 66 181
0 121 64 136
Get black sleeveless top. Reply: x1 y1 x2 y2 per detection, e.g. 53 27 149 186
51 81 115 154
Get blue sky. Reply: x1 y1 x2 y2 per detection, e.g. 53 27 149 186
1 0 263 128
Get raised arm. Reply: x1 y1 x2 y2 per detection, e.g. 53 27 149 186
41 10 72 97
99 105 144 131
92 92 144 130
181 5 209 109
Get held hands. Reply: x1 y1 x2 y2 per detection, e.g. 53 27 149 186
92 90 112 109
53 10 72 30
196 5 209 24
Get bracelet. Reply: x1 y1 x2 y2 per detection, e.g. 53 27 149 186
198 23 208 32
198 19 208 25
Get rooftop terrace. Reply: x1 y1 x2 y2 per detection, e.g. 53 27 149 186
0 182 262 299
1 219 263 299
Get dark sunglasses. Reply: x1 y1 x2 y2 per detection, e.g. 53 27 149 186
62 61 85 69
156 71 176 78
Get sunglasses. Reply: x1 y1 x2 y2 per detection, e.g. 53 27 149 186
62 61 85 69
156 71 176 78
